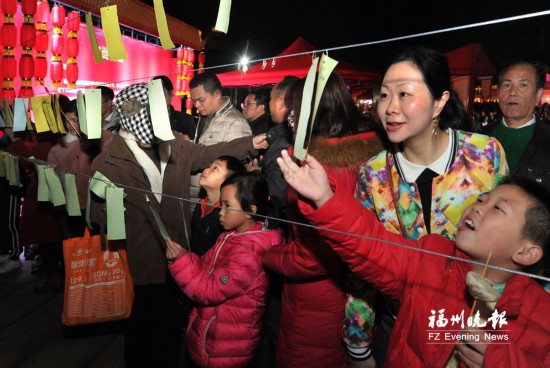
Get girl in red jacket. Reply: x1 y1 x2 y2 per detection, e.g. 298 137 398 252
166 172 284 368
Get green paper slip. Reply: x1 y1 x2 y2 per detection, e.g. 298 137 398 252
106 186 126 240
44 167 66 206
64 173 81 216
35 164 50 202
293 56 319 161
85 88 102 139
149 79 175 141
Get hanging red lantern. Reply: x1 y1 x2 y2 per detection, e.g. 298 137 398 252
198 51 206 65
1 23 17 46
2 56 16 78
66 37 79 58
19 54 34 79
35 30 48 51
36 0 49 23
34 56 47 85
185 98 193 114
21 0 36 15
20 23 36 48
1 0 17 14
51 32 64 55
51 5 65 27
187 49 195 64
50 5 65 89
67 11 80 32
3 88 16 101
176 77 183 94
187 69 195 81
181 79 188 93
66 60 78 88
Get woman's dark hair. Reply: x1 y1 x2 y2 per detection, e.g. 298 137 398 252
285 73 375 139
389 46 469 130
221 172 278 229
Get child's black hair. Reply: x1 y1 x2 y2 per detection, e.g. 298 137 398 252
221 172 279 229
215 155 246 178
499 175 550 275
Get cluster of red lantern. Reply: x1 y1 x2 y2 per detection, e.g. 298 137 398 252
50 4 65 89
176 47 196 114
66 11 80 89
34 0 49 87
19 0 36 97
1 0 18 100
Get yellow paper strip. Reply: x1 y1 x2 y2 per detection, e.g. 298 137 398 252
85 88 102 139
76 91 88 136
7 154 21 187
53 94 66 134
30 97 50 133
42 95 58 134
214 0 231 33
153 0 175 49
3 100 13 128
86 12 103 64
100 5 127 61
311 54 338 125
106 186 126 240
0 153 6 177
149 80 175 141
64 173 81 216
293 57 319 161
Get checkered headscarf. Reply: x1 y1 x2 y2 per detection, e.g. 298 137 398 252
115 83 153 146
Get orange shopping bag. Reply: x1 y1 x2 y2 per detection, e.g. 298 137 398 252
62 228 134 326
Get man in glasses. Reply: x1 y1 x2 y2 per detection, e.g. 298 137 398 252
189 72 252 211
241 91 275 136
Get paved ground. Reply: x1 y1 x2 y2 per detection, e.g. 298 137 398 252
0 255 125 368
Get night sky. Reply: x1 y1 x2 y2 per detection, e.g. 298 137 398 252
142 1 550 75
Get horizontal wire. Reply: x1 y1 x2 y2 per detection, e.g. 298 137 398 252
6 151 550 284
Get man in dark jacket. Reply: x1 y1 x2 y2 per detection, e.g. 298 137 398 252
483 59 550 191
242 91 275 136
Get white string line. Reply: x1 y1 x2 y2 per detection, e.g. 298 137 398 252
11 152 550 284
11 8 550 98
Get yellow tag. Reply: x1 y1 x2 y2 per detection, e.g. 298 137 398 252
153 0 175 49
30 96 50 133
100 5 127 61
86 12 103 63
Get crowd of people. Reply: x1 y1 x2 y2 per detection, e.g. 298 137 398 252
1 46 550 368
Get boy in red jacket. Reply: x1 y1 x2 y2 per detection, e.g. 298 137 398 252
277 150 550 367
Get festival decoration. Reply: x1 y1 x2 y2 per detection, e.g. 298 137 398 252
50 4 65 89
1 0 18 100
19 0 37 97
34 0 49 86
66 11 80 89
198 51 205 74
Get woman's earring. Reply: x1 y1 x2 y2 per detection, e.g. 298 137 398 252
432 117 439 143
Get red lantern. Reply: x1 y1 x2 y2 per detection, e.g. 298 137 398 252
176 77 183 93
181 79 188 92
66 37 79 58
185 98 194 114
2 57 16 79
51 5 65 27
66 61 78 88
51 32 64 55
1 0 17 14
187 49 195 64
34 56 47 85
21 0 36 15
19 54 34 79
20 23 36 48
50 59 63 86
18 87 34 98
67 11 80 32
198 51 206 65
1 23 17 47
187 69 195 80
36 0 49 23
3 88 16 100
35 30 48 51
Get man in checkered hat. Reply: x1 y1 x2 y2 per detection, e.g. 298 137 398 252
89 82 267 367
